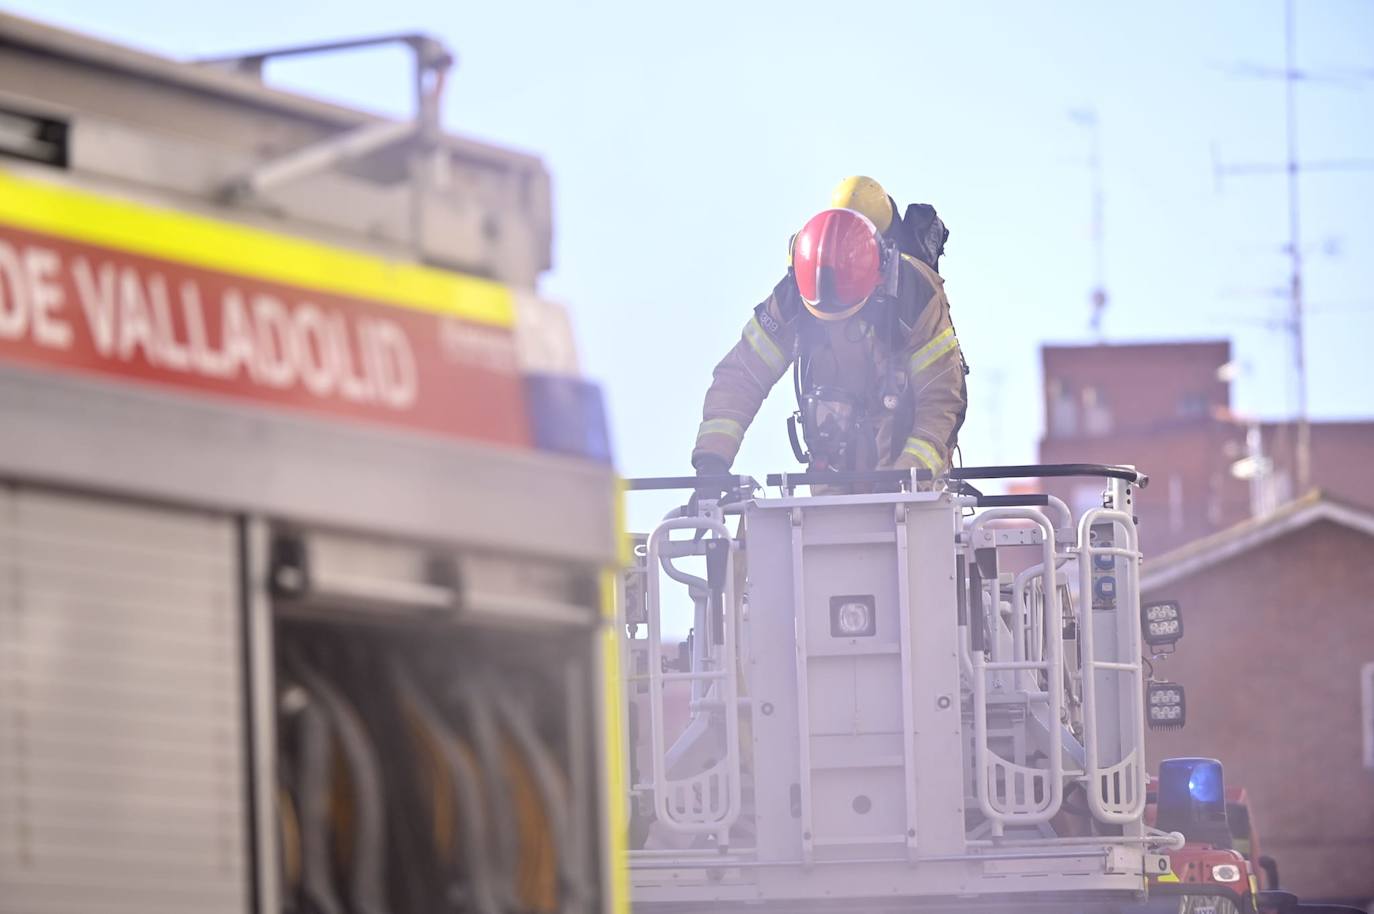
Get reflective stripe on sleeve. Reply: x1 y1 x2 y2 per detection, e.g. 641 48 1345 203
743 317 788 375
909 326 958 374
698 417 745 443
902 437 944 472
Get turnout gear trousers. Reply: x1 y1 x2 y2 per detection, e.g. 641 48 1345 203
692 255 967 477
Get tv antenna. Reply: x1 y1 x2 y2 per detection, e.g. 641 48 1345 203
1069 108 1107 339
1213 0 1374 494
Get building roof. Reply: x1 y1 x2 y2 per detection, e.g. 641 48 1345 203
1042 338 1230 355
1141 490 1374 591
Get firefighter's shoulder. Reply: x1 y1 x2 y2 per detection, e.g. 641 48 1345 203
895 255 945 332
899 253 944 289
759 271 803 329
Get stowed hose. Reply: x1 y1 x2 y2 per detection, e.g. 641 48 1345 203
457 690 521 910
492 689 588 914
279 629 584 914
503 735 559 911
277 773 303 909
391 660 503 914
289 688 343 914
289 652 390 914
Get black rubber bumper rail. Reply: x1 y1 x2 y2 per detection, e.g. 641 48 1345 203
949 463 1149 488
627 463 1147 492
973 494 1050 507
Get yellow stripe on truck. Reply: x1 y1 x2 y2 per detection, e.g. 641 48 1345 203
600 478 630 914
0 168 514 328
599 566 631 914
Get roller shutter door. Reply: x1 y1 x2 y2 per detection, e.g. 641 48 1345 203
0 487 248 914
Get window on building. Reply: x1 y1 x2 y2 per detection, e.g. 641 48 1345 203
1167 474 1185 534
1082 386 1113 437
1049 379 1077 438
1363 662 1374 770
1071 483 1102 518
1178 391 1210 418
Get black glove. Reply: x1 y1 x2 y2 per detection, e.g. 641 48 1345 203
692 455 731 504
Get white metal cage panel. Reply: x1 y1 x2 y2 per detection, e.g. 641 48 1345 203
626 487 1172 911
0 488 248 914
643 516 742 839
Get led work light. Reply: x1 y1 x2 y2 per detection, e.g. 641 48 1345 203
1147 680 1187 730
1142 600 1184 651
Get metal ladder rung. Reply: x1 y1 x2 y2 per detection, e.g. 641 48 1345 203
1087 660 1140 673
658 670 727 682
985 690 1053 705
983 660 1051 672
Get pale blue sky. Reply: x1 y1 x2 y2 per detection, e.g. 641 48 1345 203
10 0 1372 526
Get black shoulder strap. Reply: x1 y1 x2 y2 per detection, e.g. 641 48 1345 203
765 271 803 325
890 256 938 336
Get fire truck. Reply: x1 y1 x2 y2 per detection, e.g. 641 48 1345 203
0 13 623 914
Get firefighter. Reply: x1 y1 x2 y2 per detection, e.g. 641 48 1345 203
692 177 967 496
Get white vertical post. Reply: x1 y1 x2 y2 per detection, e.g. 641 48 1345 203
894 502 920 859
243 518 281 914
788 506 816 864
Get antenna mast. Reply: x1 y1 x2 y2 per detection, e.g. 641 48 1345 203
1282 0 1310 493
1071 109 1108 338
1214 0 1374 495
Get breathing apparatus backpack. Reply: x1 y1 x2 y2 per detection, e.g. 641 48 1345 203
893 203 949 273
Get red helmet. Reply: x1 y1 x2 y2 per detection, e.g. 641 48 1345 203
791 208 881 321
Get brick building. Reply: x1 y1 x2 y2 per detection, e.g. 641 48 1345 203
1038 340 1374 556
1142 494 1374 905
1035 340 1374 902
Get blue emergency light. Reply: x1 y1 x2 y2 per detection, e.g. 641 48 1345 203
523 374 613 464
1156 757 1231 848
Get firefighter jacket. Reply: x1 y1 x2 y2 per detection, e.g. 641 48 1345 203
691 254 967 476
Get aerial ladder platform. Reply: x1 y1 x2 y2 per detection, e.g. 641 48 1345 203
618 464 1183 913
